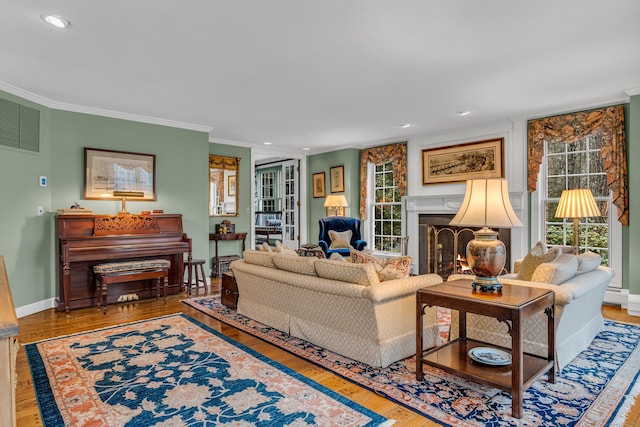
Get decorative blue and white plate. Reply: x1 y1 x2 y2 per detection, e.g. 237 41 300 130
468 347 512 366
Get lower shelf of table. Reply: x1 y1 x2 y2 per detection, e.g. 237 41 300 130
420 338 553 392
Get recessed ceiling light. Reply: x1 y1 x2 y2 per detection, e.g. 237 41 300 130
456 110 471 116
303 147 310 151
263 142 272 145
41 14 70 29
400 123 411 128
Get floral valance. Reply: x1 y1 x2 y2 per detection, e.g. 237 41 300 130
527 105 628 225
359 142 407 220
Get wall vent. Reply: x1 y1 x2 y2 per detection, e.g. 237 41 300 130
0 98 40 152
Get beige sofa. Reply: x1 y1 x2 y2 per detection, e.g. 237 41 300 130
448 251 614 371
230 250 443 368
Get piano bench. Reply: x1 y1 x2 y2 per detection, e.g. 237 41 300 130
93 259 171 314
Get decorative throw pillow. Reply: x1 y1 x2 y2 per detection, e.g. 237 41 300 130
329 252 349 262
328 230 353 249
261 242 273 252
516 242 561 281
275 240 298 256
530 254 578 285
576 251 602 274
377 255 413 281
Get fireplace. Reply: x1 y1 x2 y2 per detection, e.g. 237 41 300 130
418 214 511 280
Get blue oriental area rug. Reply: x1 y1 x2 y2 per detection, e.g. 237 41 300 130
25 314 393 427
184 296 640 427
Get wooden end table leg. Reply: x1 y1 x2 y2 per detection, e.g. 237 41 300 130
416 299 424 381
547 305 556 384
512 313 523 418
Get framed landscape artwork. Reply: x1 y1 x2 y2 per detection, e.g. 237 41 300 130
312 172 326 198
84 148 156 200
421 137 504 185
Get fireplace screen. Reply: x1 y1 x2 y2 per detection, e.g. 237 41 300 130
418 214 510 280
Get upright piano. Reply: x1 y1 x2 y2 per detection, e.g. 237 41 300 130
57 213 192 313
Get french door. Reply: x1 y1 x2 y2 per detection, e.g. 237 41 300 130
280 160 299 248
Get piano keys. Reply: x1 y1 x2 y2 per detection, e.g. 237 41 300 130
57 213 192 313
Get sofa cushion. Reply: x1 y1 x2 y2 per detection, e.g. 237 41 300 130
530 254 579 285
328 230 353 249
576 251 602 275
329 252 349 262
275 240 298 256
272 254 317 276
517 242 561 281
314 258 380 286
243 250 276 268
350 249 412 281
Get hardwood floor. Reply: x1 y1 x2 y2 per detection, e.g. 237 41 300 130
14 281 640 426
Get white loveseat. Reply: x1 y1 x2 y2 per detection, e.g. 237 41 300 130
230 250 443 368
449 248 614 371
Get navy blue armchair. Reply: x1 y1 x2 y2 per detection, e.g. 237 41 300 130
318 216 367 257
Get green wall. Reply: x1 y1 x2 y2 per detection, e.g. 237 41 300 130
306 148 361 240
209 143 251 260
0 90 210 309
628 94 639 295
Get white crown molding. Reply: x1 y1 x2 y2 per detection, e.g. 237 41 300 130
525 95 630 121
0 80 213 134
625 87 640 96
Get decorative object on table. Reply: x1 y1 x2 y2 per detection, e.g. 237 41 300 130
329 165 345 193
297 243 326 258
421 137 504 185
216 219 235 234
449 178 523 292
84 147 156 201
318 216 367 257
112 190 144 214
185 296 640 427
25 314 391 427
312 172 326 198
468 347 512 366
554 188 601 255
324 194 348 216
57 202 93 214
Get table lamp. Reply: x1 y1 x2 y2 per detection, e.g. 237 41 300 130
449 178 523 292
324 194 348 217
554 188 601 255
113 191 145 214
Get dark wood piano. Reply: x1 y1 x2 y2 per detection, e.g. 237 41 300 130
57 213 192 313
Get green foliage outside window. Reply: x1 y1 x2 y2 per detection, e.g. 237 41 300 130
373 162 402 253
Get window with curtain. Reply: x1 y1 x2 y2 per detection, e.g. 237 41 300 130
360 142 407 253
542 135 611 264
528 105 626 281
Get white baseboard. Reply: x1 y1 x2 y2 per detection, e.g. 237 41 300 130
604 288 629 307
626 293 640 317
15 297 58 318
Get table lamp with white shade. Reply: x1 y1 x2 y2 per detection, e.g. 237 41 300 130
554 188 601 255
449 178 523 292
324 194 348 217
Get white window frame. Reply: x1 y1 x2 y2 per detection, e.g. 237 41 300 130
366 161 403 255
531 141 622 289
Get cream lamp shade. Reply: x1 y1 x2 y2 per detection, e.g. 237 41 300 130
324 194 348 216
449 178 522 292
554 188 601 254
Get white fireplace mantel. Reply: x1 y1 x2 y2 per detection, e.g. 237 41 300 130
403 193 528 273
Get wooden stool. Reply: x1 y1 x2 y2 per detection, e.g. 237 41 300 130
184 258 207 296
93 259 171 314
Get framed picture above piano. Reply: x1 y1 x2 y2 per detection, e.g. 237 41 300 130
84 148 156 200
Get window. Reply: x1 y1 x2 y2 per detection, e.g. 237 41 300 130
542 135 612 265
371 161 403 253
255 169 280 212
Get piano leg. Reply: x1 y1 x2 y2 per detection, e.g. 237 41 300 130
63 263 71 315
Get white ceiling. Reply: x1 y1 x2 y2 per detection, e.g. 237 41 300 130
2 1 639 153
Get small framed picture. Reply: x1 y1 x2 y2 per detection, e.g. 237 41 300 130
312 172 326 198
330 165 345 193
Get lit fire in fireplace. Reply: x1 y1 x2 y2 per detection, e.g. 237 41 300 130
457 254 473 274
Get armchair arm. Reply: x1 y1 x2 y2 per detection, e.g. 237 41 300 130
354 240 367 251
318 240 330 253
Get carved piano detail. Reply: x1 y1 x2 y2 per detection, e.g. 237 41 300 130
57 214 191 313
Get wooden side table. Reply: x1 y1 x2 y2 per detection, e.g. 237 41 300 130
221 272 238 310
209 232 247 277
416 279 555 419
